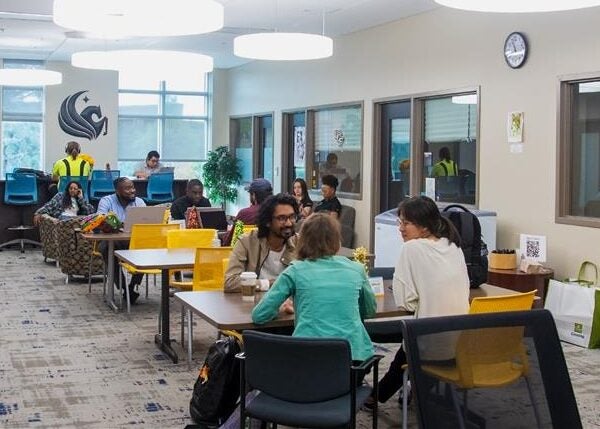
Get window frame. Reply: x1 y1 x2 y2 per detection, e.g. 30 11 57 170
229 112 274 185
556 71 600 228
118 76 210 163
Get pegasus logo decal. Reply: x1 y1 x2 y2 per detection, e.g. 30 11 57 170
58 90 108 140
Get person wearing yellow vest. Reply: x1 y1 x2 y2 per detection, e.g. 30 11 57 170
51 141 91 190
431 147 458 177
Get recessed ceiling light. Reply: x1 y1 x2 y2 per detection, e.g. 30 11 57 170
434 0 600 12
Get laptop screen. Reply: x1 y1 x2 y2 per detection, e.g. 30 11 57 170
197 207 228 231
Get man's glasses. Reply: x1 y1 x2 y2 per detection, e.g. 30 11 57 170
273 214 297 223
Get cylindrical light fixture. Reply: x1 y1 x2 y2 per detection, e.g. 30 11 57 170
434 0 600 13
53 0 224 38
0 69 62 86
72 50 214 81
234 33 333 61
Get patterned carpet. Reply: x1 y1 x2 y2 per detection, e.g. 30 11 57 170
0 250 598 428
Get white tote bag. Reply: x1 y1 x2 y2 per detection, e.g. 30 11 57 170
544 279 600 348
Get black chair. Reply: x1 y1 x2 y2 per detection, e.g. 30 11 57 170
237 330 382 429
401 310 582 429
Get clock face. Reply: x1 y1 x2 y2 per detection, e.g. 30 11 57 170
504 32 528 69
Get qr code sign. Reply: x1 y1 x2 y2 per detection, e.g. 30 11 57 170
526 239 541 258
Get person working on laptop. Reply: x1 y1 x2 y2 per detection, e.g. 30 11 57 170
97 177 146 304
224 193 298 293
134 150 163 179
170 179 211 220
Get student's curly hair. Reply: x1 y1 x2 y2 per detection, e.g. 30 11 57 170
257 193 299 239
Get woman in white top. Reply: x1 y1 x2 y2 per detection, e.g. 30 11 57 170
369 196 469 406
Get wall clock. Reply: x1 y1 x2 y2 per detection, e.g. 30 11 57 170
504 32 528 69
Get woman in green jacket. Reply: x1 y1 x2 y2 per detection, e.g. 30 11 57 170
252 212 376 361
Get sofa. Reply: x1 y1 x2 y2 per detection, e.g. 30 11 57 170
39 214 59 263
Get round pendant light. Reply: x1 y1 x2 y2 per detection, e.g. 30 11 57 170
434 0 600 13
72 50 214 81
53 0 224 38
234 33 333 61
0 69 62 86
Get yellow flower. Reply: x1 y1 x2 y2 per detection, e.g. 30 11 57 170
79 153 95 167
352 246 370 273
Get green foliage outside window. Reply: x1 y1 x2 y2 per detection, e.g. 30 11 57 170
2 121 42 174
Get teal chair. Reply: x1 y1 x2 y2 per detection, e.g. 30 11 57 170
58 175 89 200
89 170 120 201
0 172 41 252
144 172 174 204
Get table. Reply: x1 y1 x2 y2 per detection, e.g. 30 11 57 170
81 231 131 311
114 248 196 363
487 268 554 305
174 283 524 366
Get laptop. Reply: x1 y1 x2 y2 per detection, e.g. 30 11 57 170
123 206 168 232
197 207 228 231
158 166 175 174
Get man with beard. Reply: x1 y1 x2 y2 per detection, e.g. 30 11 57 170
169 179 211 221
224 193 299 293
97 177 146 304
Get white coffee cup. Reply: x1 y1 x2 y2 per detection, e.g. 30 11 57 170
240 272 257 302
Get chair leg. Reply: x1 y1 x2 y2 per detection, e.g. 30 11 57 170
187 309 193 370
402 369 409 429
87 256 93 294
525 376 542 429
102 262 107 296
448 385 467 429
146 275 149 299
181 307 185 347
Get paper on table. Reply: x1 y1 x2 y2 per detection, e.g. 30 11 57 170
369 277 385 296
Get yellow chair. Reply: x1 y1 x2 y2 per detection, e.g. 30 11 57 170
417 291 538 429
87 241 106 295
166 229 217 289
120 223 179 312
243 225 257 234
192 247 233 291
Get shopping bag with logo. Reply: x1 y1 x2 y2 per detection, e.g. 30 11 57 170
563 260 598 286
544 263 600 348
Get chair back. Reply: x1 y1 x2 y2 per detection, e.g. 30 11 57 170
469 290 536 314
401 310 582 429
129 223 179 250
58 175 89 200
167 229 217 249
192 247 233 291
146 172 174 203
89 170 120 200
243 225 257 234
242 331 352 403
4 172 37 205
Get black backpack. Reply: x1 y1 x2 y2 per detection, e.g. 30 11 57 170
441 204 488 289
190 335 241 427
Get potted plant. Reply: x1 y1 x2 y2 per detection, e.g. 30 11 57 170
202 146 241 211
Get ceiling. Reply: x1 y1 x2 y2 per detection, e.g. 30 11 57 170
0 0 438 69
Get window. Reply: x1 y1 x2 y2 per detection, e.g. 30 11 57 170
420 94 478 205
230 114 273 184
282 111 306 191
0 60 44 176
117 73 210 179
557 76 600 226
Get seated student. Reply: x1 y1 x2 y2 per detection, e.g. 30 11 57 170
224 193 298 293
252 213 377 362
313 174 342 219
292 178 313 219
134 150 163 179
33 180 94 225
365 196 469 408
170 179 211 220
97 177 146 304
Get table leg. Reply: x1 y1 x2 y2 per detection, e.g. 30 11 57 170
105 241 118 311
187 308 193 369
154 268 178 363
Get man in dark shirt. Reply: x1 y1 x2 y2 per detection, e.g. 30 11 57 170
170 179 211 220
314 174 342 219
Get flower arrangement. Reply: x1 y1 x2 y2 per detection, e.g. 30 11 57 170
81 211 122 233
352 246 370 273
79 153 95 168
231 220 246 247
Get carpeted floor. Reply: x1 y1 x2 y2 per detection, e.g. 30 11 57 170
0 250 598 428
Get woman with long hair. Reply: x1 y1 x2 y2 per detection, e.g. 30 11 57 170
291 178 313 219
366 196 469 407
33 180 94 225
252 212 376 362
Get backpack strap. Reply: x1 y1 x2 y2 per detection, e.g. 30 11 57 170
79 160 86 176
62 158 71 176
441 162 448 176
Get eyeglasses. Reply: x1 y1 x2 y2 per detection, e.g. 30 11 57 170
396 218 414 227
273 214 297 223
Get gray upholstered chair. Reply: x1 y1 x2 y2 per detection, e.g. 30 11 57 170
339 204 356 248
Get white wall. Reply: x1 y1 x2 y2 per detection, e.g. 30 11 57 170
217 6 600 278
44 62 118 172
